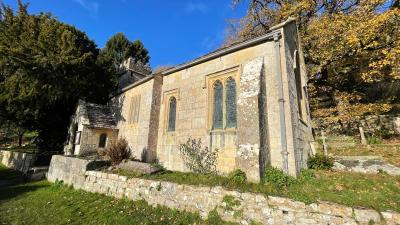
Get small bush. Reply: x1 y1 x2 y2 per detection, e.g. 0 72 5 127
377 169 388 175
97 148 107 158
227 169 247 185
367 136 382 145
53 179 64 188
151 162 166 172
299 169 316 181
179 138 219 174
104 138 131 166
207 208 224 225
262 166 294 187
307 154 334 170
222 195 241 211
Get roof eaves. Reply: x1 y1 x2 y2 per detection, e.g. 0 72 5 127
111 75 154 97
161 29 283 76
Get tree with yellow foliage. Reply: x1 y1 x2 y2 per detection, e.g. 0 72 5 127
227 0 400 134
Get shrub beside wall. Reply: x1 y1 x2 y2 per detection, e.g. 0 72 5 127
179 138 219 174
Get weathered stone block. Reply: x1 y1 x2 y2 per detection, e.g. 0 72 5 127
381 211 400 225
317 201 353 218
268 196 306 212
354 208 381 224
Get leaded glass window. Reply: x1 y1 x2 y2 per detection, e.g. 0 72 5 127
168 97 177 132
226 77 237 128
213 80 223 129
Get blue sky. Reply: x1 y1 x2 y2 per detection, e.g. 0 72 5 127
1 0 248 68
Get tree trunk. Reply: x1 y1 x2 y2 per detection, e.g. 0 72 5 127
18 134 23 147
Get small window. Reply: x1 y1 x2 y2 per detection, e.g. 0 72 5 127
212 80 223 129
294 50 303 118
225 77 237 128
74 131 81 145
98 133 107 148
167 97 177 132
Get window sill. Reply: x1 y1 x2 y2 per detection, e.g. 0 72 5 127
209 128 237 134
165 131 176 135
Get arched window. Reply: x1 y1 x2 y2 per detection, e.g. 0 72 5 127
168 97 177 132
213 80 223 129
225 77 237 128
98 133 107 148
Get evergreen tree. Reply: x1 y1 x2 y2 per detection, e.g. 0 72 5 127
100 33 150 69
0 1 117 150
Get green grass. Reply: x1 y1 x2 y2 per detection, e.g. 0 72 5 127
285 171 400 211
1 164 399 224
0 180 237 225
114 169 400 213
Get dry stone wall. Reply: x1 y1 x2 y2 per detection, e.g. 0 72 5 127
47 155 400 225
314 115 400 137
47 155 108 189
0 150 36 173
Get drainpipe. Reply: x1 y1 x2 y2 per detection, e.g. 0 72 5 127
273 33 289 173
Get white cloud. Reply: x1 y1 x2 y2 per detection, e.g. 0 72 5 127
185 2 207 14
73 0 100 14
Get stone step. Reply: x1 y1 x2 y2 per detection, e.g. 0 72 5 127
28 172 46 181
333 156 400 176
27 166 49 181
29 166 49 173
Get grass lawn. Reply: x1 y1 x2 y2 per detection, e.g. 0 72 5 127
0 162 236 225
329 143 400 166
1 163 399 224
0 179 238 225
115 169 400 213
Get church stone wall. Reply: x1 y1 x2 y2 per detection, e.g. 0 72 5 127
262 40 285 174
102 21 313 180
156 41 279 180
112 79 155 161
236 57 264 181
146 74 163 162
78 128 118 156
155 22 313 180
281 22 314 175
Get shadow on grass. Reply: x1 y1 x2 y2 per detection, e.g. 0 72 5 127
0 182 48 202
0 167 24 180
0 165 47 201
0 165 26 188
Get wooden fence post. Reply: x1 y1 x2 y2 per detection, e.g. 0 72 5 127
359 127 367 145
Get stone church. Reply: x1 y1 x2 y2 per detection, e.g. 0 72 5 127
64 19 313 181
